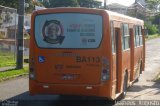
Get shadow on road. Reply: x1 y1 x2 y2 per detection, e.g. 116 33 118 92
127 80 160 93
5 91 115 106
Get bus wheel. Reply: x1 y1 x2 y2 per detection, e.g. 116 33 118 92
117 72 128 100
140 62 142 74
123 72 128 97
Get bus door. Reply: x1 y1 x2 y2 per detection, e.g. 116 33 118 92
114 28 121 93
129 28 134 81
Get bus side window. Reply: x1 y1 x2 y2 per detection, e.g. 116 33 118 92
134 25 140 47
139 26 143 46
111 21 115 53
137 26 140 46
134 26 137 47
121 24 125 50
122 23 130 50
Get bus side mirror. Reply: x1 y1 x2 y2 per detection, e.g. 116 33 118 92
142 28 148 38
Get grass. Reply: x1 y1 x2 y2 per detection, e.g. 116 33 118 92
146 34 160 40
155 72 160 81
0 67 28 81
0 51 16 67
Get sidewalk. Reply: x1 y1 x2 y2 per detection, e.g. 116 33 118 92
0 64 28 72
0 66 16 72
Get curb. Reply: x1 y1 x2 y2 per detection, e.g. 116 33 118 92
0 65 28 72
0 73 28 82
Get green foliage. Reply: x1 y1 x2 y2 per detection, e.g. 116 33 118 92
145 23 158 35
78 0 102 8
1 0 102 13
25 0 35 13
0 67 28 81
151 14 160 25
42 0 102 8
146 34 160 40
25 0 43 13
0 51 16 67
155 72 160 81
0 0 18 9
146 0 160 12
0 0 43 13
49 0 79 8
0 33 6 39
42 0 50 8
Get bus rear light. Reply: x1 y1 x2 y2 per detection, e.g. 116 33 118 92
101 57 110 81
29 68 36 80
101 69 109 81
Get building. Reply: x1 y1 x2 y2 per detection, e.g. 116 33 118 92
135 0 146 6
128 0 153 18
107 3 128 15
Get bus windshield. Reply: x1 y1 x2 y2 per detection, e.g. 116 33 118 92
34 13 103 48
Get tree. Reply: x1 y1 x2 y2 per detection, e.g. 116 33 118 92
0 0 43 13
49 0 79 8
78 0 101 8
43 0 50 8
42 0 102 8
25 0 35 13
145 23 158 34
25 0 43 13
145 0 160 34
0 0 18 9
146 0 160 13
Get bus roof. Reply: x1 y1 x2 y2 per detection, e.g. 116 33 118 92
33 7 143 24
106 10 144 24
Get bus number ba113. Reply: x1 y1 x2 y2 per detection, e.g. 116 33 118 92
76 56 100 63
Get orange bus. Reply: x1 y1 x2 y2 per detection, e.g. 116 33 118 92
29 8 145 100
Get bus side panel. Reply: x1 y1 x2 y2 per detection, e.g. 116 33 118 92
134 47 141 79
130 27 135 81
100 12 114 99
142 32 145 71
116 27 123 94
29 11 38 95
122 50 131 90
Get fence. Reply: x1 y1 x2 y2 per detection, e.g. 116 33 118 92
0 5 30 67
0 5 17 67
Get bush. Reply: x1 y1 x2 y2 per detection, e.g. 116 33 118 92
145 24 158 35
0 33 6 39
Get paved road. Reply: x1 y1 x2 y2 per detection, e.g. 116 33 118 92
124 38 160 100
0 76 114 106
0 38 160 106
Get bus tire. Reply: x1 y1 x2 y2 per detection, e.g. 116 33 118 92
118 72 128 100
140 62 142 74
123 72 128 97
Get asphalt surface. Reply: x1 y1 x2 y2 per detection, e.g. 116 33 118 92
0 77 115 106
0 38 160 106
124 38 160 100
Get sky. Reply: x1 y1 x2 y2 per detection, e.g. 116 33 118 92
100 0 135 6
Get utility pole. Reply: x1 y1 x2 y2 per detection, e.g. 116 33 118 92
104 0 107 9
16 0 25 69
